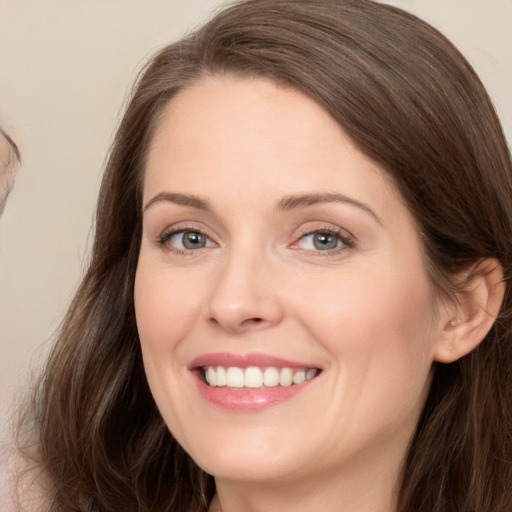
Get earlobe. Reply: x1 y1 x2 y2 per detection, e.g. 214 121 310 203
433 258 505 364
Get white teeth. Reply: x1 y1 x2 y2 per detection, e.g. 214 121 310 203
245 367 263 388
204 366 319 388
306 368 317 380
226 367 244 388
263 367 280 386
292 370 306 385
279 367 293 387
206 367 217 386
216 366 227 386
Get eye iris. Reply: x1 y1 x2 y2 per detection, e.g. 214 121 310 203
313 233 338 250
182 232 206 249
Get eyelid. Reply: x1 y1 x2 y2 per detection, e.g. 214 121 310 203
153 221 355 255
156 222 218 253
289 224 356 253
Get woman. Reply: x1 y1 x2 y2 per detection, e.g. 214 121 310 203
17 0 512 510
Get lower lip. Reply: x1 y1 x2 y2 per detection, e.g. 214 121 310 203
194 374 315 411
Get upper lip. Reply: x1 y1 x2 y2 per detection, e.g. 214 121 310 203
188 352 319 370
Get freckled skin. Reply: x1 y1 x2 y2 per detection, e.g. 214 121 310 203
134 76 449 512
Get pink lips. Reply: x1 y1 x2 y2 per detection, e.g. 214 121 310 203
189 352 314 369
189 352 319 412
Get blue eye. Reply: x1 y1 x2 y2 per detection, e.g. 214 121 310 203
164 230 214 250
296 230 352 252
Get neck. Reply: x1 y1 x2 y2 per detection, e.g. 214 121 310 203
210 451 402 512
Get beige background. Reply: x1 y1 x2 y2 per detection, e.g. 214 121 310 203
1 0 511 426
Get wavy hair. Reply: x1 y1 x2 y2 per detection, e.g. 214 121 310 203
17 1 512 510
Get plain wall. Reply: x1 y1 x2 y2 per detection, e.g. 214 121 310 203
1 0 511 426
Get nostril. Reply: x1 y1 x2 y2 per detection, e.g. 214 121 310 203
208 317 262 327
240 317 264 327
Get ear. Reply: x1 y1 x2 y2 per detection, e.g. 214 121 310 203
433 258 505 363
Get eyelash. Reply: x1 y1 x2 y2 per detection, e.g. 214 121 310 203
156 225 355 256
157 225 216 255
291 226 355 255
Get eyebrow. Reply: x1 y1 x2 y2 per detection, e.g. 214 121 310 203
143 191 382 225
143 192 211 212
277 193 382 224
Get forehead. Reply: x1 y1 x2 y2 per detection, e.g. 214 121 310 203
143 75 403 222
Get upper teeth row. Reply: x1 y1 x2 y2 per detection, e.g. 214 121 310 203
204 366 318 388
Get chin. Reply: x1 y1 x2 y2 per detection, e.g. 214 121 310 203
198 455 302 483
181 429 310 483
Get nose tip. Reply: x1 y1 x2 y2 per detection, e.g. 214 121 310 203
206 257 284 333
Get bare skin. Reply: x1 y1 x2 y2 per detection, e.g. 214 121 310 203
135 75 504 512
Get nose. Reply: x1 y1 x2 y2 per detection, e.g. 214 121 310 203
206 249 284 334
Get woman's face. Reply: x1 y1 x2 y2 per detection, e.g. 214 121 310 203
135 76 448 486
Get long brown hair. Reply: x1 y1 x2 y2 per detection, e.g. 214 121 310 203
17 1 512 510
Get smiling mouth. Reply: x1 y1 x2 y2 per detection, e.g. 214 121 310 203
202 366 320 388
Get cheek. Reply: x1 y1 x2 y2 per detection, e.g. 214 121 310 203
299 259 434 346
134 262 201 353
134 262 199 396
134 261 205 439
295 260 436 414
